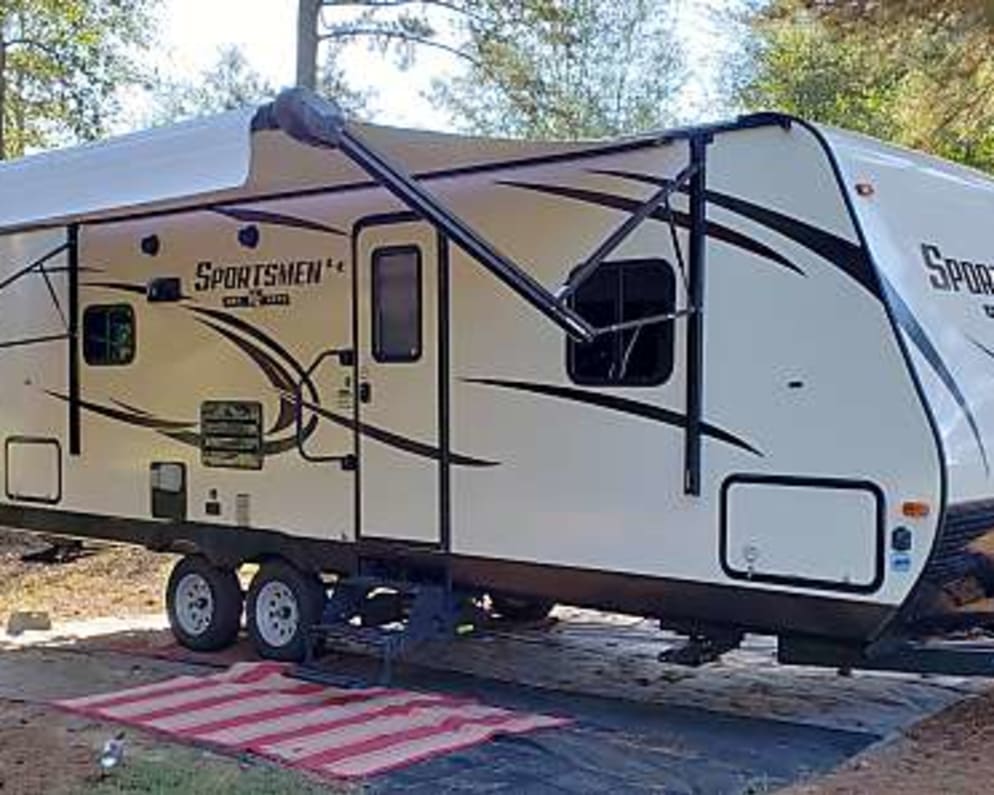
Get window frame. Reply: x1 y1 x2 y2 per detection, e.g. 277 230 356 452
566 258 676 388
82 303 136 367
370 244 423 364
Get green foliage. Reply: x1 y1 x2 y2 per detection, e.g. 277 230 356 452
321 0 686 140
733 0 994 172
150 42 367 126
149 47 277 124
435 0 685 139
0 0 157 158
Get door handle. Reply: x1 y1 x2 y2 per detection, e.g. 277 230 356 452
359 381 372 404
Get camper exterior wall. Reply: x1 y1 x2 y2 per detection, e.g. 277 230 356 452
0 229 70 507
825 127 994 504
447 126 939 617
0 117 945 641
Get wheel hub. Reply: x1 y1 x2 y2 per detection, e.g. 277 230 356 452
174 573 214 637
256 581 299 648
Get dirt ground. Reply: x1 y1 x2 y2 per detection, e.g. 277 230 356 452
0 699 346 795
1 531 994 793
784 688 994 795
0 530 174 627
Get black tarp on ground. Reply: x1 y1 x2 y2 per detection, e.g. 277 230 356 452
315 657 877 794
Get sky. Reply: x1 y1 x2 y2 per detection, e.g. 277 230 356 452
155 0 732 132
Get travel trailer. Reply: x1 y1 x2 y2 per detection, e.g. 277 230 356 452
0 88 992 669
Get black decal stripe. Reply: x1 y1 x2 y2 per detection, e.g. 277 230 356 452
195 319 299 436
881 283 985 475
592 169 876 294
188 306 322 444
498 180 803 277
47 265 103 274
186 307 316 399
82 281 147 295
593 169 989 472
463 378 762 457
83 280 192 301
295 395 498 467
46 391 194 431
159 429 200 448
212 206 346 237
110 398 153 417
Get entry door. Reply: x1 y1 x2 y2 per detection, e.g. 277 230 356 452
356 222 439 544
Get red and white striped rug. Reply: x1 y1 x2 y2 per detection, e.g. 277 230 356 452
55 661 570 780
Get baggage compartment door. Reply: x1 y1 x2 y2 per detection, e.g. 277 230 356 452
720 475 885 593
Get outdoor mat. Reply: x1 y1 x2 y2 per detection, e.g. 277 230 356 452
54 661 570 780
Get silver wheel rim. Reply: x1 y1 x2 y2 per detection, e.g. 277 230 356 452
175 573 214 637
255 580 299 648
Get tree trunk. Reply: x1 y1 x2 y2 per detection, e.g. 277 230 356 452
296 0 321 90
0 40 7 160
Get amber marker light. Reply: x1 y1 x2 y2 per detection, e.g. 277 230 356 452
902 500 931 518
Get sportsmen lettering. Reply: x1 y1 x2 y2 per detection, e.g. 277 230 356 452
921 244 994 295
194 258 334 292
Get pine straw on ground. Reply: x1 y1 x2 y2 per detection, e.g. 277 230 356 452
782 682 994 795
0 529 175 627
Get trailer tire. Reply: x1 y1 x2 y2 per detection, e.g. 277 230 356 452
491 595 554 622
166 555 242 652
246 560 325 662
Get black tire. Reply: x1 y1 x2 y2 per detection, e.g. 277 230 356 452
491 595 554 622
245 560 325 662
166 555 242 652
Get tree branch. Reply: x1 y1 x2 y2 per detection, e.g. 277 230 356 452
318 26 483 68
322 0 469 15
3 37 63 61
320 1 491 29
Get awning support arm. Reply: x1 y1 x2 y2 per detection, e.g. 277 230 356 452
558 161 698 302
254 89 595 342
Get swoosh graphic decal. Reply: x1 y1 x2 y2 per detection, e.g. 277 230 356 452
56 302 491 465
195 318 300 437
882 281 987 472
82 281 148 295
463 378 762 457
293 394 498 467
498 180 804 277
212 206 346 237
110 398 154 417
591 169 876 295
83 280 193 301
188 306 323 447
596 169 988 472
46 391 194 431
187 307 314 398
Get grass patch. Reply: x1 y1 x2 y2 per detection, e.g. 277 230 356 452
69 746 347 795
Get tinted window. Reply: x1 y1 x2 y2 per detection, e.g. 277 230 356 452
372 247 422 363
567 259 675 386
83 304 135 366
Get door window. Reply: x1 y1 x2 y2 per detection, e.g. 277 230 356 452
371 246 422 363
